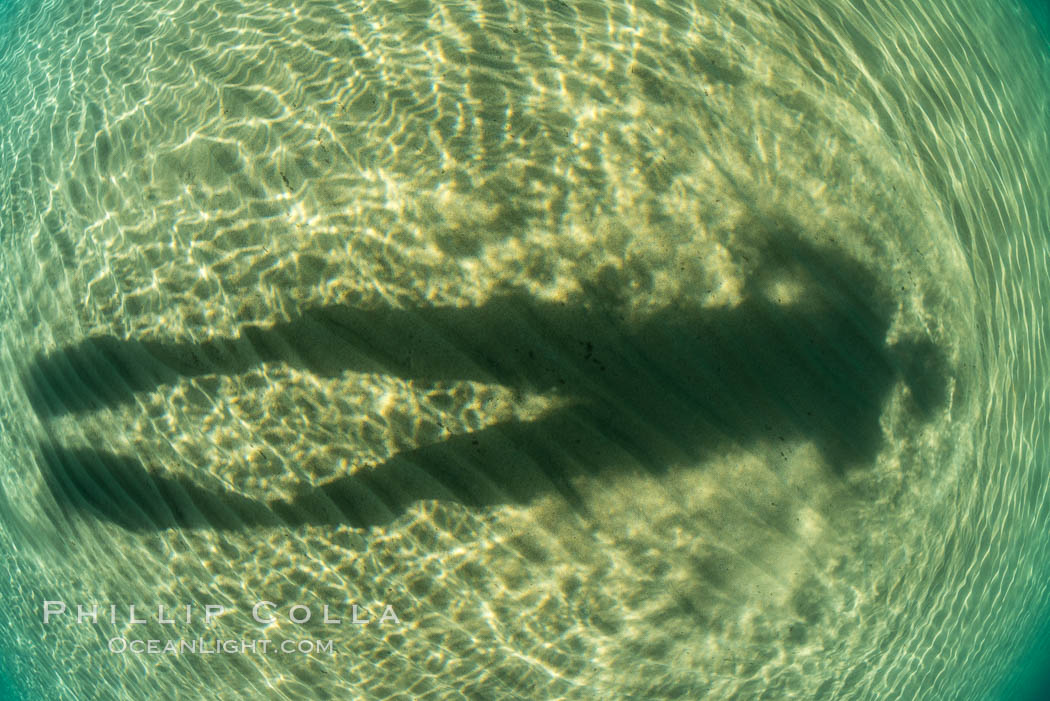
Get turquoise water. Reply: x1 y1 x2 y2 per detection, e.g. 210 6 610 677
0 654 24 701
2 8 33 701
0 0 1047 698
992 10 1050 698
1001 624 1050 700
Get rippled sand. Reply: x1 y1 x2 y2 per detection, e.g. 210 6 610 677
0 0 1047 698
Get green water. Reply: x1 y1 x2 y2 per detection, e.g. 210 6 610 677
0 0 1047 698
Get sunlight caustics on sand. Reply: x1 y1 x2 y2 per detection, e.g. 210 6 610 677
0 0 1048 698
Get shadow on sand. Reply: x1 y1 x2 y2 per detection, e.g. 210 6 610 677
25 236 949 531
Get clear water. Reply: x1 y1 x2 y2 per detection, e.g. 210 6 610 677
0 0 1047 699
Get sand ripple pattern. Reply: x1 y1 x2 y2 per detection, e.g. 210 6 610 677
0 0 1047 699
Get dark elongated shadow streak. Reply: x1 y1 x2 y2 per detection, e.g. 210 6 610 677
26 236 951 531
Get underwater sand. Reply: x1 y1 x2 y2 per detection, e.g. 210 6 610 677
0 0 1047 698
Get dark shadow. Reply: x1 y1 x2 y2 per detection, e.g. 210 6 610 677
37 442 282 532
27 235 950 531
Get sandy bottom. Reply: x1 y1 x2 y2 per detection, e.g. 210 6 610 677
0 0 1047 699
